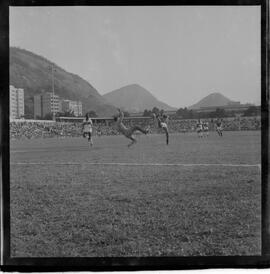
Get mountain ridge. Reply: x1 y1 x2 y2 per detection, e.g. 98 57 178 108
103 84 176 113
10 47 117 117
189 92 236 110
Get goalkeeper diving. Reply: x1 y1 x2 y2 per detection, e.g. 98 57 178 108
114 109 150 147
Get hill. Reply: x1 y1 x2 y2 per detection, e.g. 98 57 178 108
189 92 236 110
103 84 176 113
10 47 116 117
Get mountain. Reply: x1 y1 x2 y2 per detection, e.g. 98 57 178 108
103 84 176 113
189 92 236 110
10 47 116 117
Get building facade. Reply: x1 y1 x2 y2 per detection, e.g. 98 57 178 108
10 85 24 119
42 93 60 117
61 99 82 117
34 95 42 119
34 92 60 119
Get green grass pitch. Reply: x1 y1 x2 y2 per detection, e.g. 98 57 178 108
10 131 261 256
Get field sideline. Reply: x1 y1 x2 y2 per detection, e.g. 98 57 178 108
10 131 261 256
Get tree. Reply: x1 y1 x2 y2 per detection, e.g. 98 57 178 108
123 111 130 117
56 111 75 117
143 109 152 117
87 110 98 117
209 108 227 118
152 107 160 115
216 108 227 118
176 108 183 117
243 106 259 116
188 109 194 119
55 112 64 117
44 113 53 120
176 107 194 119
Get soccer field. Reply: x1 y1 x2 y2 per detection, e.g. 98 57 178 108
10 130 261 257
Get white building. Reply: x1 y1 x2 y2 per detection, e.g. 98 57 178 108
34 92 60 119
10 85 24 119
61 99 82 117
42 92 60 117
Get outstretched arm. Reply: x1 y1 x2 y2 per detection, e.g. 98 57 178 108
118 108 124 123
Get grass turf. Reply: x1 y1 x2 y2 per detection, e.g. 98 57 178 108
10 131 261 256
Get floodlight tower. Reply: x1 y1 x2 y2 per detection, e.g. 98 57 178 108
50 63 56 121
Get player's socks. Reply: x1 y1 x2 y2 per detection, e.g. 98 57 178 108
128 139 137 148
88 139 93 146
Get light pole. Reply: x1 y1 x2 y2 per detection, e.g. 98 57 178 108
50 63 56 121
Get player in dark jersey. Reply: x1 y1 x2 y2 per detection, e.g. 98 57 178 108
82 113 93 146
202 121 209 137
152 112 169 145
216 119 223 136
196 120 203 138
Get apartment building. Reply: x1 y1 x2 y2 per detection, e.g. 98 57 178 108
10 85 24 119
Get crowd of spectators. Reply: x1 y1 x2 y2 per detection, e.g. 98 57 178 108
10 122 82 139
167 116 261 133
10 116 261 140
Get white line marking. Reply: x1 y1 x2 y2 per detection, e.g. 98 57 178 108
11 150 48 153
11 149 83 153
10 162 261 168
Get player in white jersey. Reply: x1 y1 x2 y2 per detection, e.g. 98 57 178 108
152 112 169 145
114 109 149 147
196 120 203 138
82 113 93 146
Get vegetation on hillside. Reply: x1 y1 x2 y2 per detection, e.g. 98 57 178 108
10 47 116 117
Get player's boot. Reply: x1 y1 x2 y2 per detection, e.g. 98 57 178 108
128 139 137 148
145 126 150 134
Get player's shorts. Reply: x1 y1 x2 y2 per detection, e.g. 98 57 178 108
217 126 222 131
160 122 167 129
83 131 92 138
83 128 92 133
123 128 134 138
197 127 202 133
203 127 209 131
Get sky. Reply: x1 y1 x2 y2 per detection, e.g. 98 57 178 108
10 6 261 108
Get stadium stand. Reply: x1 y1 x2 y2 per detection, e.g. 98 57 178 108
10 116 261 139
